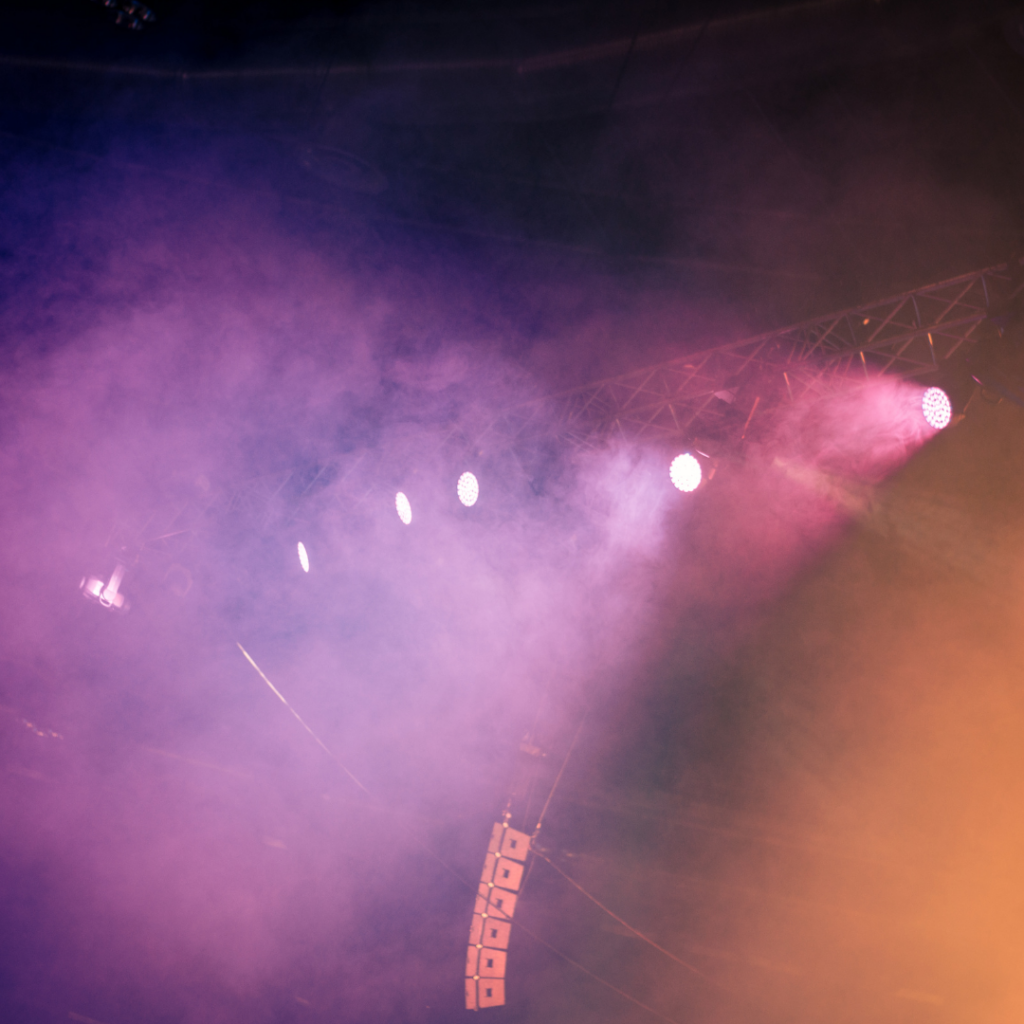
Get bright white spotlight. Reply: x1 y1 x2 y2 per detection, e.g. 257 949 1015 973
670 453 702 493
396 491 412 525
457 471 479 507
922 386 952 430
80 563 129 611
297 541 309 573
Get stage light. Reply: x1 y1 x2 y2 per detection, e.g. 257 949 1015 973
396 491 412 525
80 563 129 611
922 386 952 430
457 471 479 507
670 453 702 492
297 541 309 573
95 0 156 32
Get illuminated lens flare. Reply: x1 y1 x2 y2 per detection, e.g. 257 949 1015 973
922 386 952 430
670 453 702 493
457 471 479 507
297 541 309 573
396 491 412 525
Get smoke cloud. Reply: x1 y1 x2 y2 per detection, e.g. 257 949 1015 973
0 81 958 1024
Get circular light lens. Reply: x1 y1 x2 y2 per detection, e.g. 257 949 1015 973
922 386 952 430
670 453 702 493
297 541 309 573
457 471 479 507
396 491 412 525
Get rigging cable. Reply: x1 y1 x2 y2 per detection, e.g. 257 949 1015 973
237 642 367 792
531 846 714 984
507 914 685 1024
525 708 717 985
533 709 587 836
235 644 683 1021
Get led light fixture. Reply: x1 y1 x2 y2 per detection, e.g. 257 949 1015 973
922 386 952 430
669 453 702 493
80 563 129 611
396 491 412 525
457 471 479 507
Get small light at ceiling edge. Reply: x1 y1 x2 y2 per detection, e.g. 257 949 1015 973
396 491 412 525
670 452 702 492
297 541 309 573
457 471 479 507
922 386 952 430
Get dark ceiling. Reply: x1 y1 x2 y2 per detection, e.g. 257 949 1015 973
5 0 1024 380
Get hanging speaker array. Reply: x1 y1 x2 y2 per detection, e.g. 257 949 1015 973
465 821 531 1010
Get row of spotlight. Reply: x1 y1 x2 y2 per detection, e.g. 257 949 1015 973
83 455 707 601
291 386 955 574
293 457 705 574
396 469 480 527
87 389 951 595
343 387 954 558
84 390 953 593
392 459 703 526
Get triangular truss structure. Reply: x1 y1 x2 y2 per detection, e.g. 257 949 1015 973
486 261 1014 450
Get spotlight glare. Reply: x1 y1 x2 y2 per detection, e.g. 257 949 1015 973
457 471 479 507
80 563 128 611
922 386 952 430
670 452 702 493
297 541 309 573
396 491 412 525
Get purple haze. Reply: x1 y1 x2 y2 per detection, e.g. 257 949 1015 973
0 143 942 1024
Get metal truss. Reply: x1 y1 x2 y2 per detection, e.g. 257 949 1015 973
499 261 1017 449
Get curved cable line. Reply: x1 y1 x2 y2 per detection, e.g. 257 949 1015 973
519 708 587 894
507 913 685 1024
236 642 368 792
660 15 710 103
533 709 587 835
236 642 467 889
531 846 715 984
605 4 646 113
